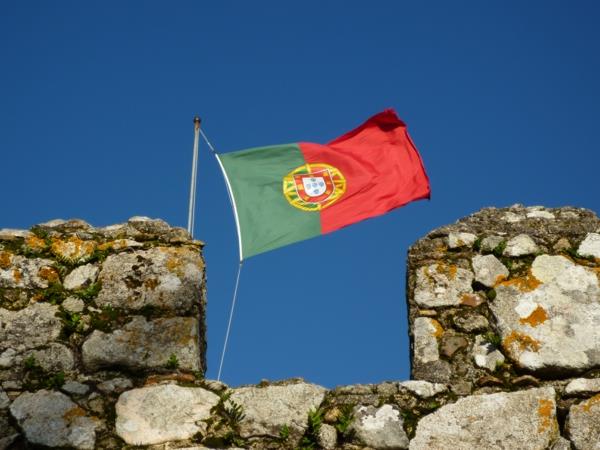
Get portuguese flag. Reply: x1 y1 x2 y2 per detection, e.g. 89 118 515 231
216 109 430 260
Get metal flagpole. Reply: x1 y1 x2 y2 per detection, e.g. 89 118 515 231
187 116 201 238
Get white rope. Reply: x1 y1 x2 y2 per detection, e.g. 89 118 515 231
199 128 245 381
217 260 243 381
200 129 217 154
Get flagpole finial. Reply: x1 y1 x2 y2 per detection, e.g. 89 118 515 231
194 116 201 131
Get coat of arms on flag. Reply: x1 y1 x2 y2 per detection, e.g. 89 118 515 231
283 163 346 212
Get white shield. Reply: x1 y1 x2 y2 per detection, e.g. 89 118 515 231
302 176 327 198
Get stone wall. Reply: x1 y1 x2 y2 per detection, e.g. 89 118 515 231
1 207 600 449
0 217 207 448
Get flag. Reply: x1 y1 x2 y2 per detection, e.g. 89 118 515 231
216 109 430 260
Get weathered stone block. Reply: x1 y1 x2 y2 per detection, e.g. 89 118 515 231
82 316 201 372
410 387 558 449
115 384 219 445
95 246 203 314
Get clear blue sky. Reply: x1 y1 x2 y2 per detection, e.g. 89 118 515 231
1 2 599 388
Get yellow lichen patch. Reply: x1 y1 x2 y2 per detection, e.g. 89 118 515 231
435 244 448 253
495 274 507 285
498 269 541 292
38 266 60 283
436 263 457 280
97 241 114 251
430 319 444 338
144 277 159 291
460 293 483 307
25 235 47 252
582 394 600 413
63 406 86 422
519 305 549 328
0 251 13 269
537 399 556 433
163 247 198 277
12 268 22 283
502 330 541 355
51 236 96 263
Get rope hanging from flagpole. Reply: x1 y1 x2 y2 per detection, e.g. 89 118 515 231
217 260 243 381
198 127 244 381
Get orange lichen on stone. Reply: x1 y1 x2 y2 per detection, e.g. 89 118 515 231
63 406 86 421
25 235 47 251
495 274 507 284
51 236 96 262
519 305 549 327
0 251 12 269
582 394 600 412
460 293 483 307
498 269 541 292
537 399 555 433
436 263 457 280
502 330 541 355
12 268 22 283
38 266 60 283
430 319 444 338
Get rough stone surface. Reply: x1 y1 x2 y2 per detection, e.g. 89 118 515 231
413 317 442 364
0 254 57 289
472 254 509 287
82 316 201 371
9 390 98 449
452 311 489 333
491 255 600 374
440 335 468 358
27 343 75 372
0 303 61 352
62 381 90 396
115 384 219 445
62 296 85 313
0 389 9 409
95 246 204 314
409 387 558 450
414 263 474 307
0 348 17 368
63 264 99 290
448 232 477 249
473 335 505 371
230 381 326 440
352 404 409 449
527 210 556 219
481 235 505 252
578 232 600 259
398 380 446 398
0 228 32 240
504 234 539 256
318 423 338 450
565 378 600 396
550 437 572 450
97 377 133 394
567 394 600 450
